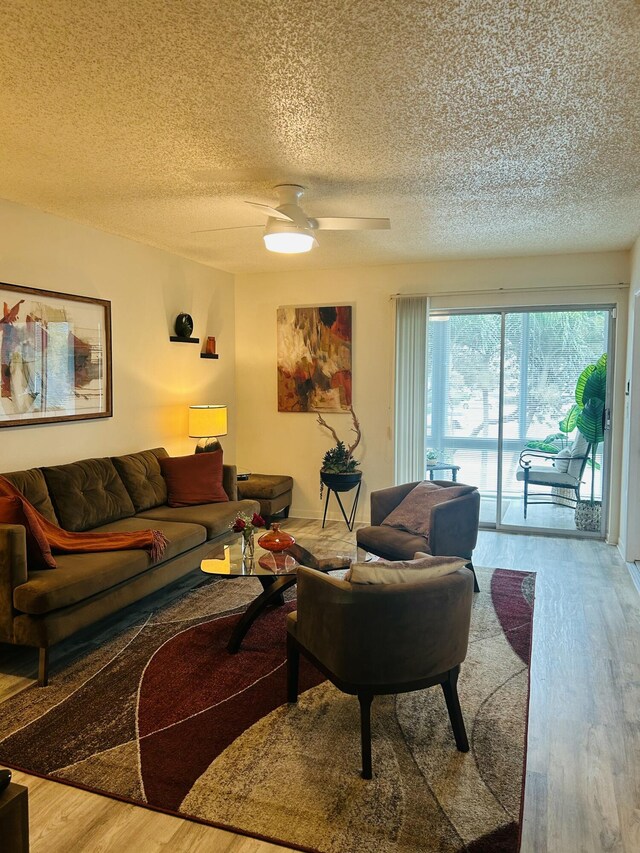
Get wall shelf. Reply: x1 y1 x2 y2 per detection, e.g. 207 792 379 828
200 353 219 359
169 336 200 344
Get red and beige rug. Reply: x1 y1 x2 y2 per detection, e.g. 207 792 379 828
0 567 534 853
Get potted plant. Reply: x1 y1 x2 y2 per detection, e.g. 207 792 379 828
316 407 362 498
524 431 570 454
561 353 607 531
425 448 439 466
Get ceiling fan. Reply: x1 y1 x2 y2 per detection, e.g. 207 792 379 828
193 184 391 254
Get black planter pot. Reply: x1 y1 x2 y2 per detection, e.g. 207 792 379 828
320 471 362 493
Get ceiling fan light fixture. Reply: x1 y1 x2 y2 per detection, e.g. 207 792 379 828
263 220 315 254
263 221 316 255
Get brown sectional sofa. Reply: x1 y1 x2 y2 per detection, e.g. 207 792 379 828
0 447 259 685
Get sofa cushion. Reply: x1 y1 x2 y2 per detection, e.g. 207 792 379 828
137 499 259 539
515 468 581 486
12 515 207 616
159 452 228 507
112 448 169 512
1 468 58 524
356 524 430 562
90 516 206 562
13 549 149 615
237 474 293 501
43 458 136 532
381 481 475 537
0 497 56 569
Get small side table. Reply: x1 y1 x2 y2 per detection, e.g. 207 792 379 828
426 462 461 482
0 781 29 853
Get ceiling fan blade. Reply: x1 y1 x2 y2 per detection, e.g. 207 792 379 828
245 201 295 222
190 224 264 234
311 217 391 231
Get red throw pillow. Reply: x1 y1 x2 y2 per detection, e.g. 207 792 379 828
159 452 229 508
0 496 56 569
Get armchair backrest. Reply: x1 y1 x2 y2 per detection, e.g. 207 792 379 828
429 488 480 558
294 566 474 687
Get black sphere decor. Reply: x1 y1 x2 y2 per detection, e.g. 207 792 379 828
174 313 194 338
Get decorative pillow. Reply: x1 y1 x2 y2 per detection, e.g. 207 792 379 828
567 433 590 480
381 481 475 537
1 468 59 523
43 458 136 532
0 496 56 569
112 448 169 512
159 452 228 507
346 553 469 585
552 448 571 473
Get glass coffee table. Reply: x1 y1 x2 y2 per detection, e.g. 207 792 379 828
201 539 352 653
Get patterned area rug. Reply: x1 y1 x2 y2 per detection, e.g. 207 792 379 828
0 567 534 852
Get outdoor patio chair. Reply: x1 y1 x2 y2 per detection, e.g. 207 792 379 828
516 433 591 518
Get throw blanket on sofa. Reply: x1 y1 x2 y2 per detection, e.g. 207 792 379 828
0 476 169 568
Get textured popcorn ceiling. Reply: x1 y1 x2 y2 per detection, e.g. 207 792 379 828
1 0 639 273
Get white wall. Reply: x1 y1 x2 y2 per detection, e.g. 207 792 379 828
235 251 630 533
0 199 236 472
1 199 631 541
620 235 640 560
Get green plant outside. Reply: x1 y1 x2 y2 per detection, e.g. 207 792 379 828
562 353 607 504
525 431 569 454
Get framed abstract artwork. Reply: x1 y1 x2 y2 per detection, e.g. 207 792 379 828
277 305 352 412
0 281 112 428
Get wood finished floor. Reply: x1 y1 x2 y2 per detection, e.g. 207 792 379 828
1 519 639 853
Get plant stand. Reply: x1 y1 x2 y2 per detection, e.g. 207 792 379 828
322 480 362 531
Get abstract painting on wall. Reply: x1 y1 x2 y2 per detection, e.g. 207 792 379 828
0 282 112 428
277 305 352 412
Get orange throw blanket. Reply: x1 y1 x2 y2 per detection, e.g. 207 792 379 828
0 476 169 567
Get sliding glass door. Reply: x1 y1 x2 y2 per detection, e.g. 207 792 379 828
426 306 613 536
427 312 502 524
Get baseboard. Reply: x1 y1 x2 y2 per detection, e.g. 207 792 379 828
289 508 369 525
617 538 640 564
628 561 640 596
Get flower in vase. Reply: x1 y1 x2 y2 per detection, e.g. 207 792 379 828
231 512 266 535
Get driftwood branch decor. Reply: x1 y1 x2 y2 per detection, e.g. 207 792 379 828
316 406 361 457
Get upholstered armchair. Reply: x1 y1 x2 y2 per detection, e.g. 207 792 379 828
355 481 480 590
287 565 475 778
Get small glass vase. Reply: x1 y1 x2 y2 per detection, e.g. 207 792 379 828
241 531 255 566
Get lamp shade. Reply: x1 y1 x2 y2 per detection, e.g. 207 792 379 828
188 405 228 438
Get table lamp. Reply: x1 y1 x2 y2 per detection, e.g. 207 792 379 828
189 404 228 453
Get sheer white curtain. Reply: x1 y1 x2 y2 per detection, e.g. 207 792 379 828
394 296 429 484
